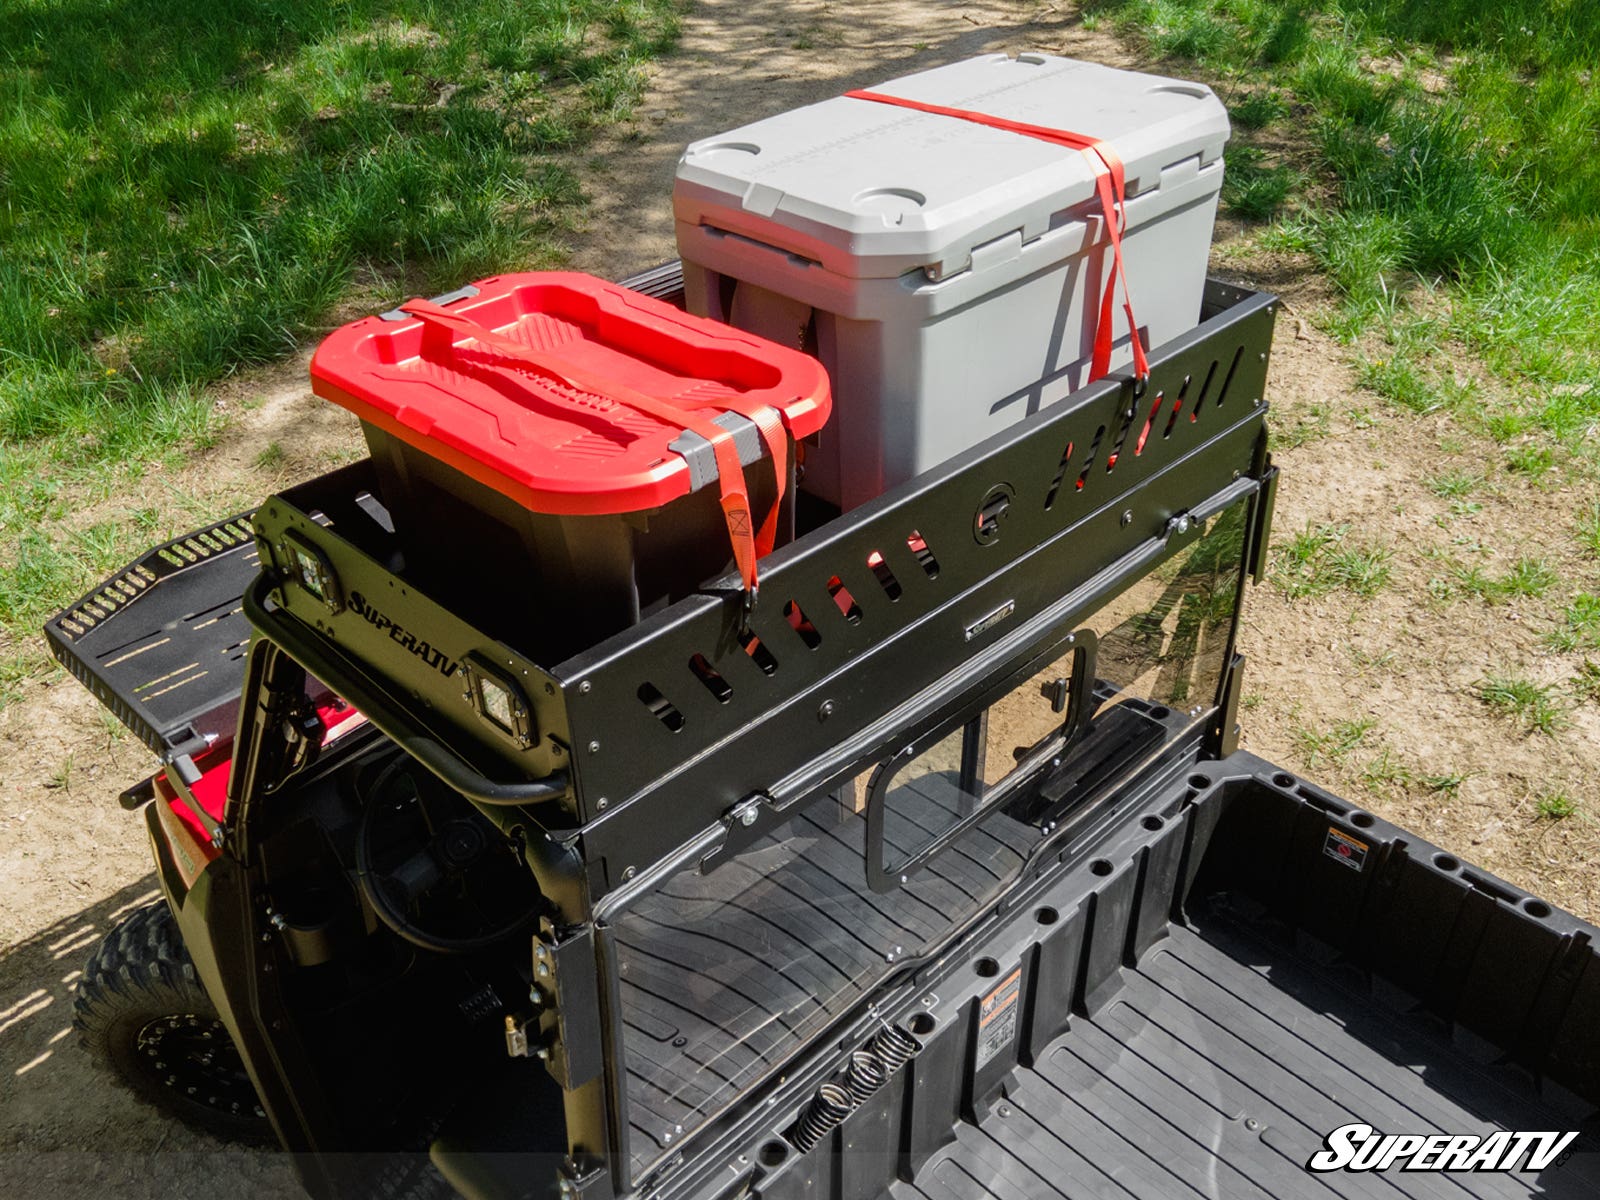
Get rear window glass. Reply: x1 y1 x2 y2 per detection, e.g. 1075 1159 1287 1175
612 501 1247 1182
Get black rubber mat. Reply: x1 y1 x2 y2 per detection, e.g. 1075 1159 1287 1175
615 782 1039 1178
892 907 1600 1199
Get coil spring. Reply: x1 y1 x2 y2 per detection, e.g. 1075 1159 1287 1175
790 1082 854 1153
843 1048 887 1105
867 1023 919 1074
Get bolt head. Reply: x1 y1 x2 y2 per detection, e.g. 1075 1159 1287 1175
1175 515 1191 534
623 866 637 881
1121 509 1134 526
817 699 835 722
739 806 758 827
596 797 608 811
587 740 600 755
578 680 592 695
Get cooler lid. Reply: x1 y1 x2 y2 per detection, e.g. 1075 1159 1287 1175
310 272 831 516
673 53 1229 281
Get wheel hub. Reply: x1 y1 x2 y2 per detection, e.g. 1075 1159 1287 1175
136 1014 266 1119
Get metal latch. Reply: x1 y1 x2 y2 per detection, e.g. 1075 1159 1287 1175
504 1012 544 1060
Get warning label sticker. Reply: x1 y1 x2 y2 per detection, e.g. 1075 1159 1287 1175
1324 826 1370 872
975 967 1022 1070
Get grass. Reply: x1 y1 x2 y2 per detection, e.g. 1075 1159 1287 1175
43 755 74 792
1577 504 1600 558
1476 674 1569 736
1292 715 1375 766
1347 645 1395 672
1425 470 1482 499
1229 88 1288 131
1085 0 1600 478
1446 558 1558 605
1490 558 1557 601
1361 747 1411 796
1422 772 1466 797
1273 523 1392 599
1505 445 1556 479
1221 144 1297 219
1574 661 1600 704
1535 791 1578 821
1545 594 1600 653
0 0 682 665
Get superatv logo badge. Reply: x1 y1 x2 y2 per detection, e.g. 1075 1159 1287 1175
1308 1123 1578 1173
348 591 458 677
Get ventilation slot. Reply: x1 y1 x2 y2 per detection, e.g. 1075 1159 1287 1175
826 576 863 624
1075 426 1105 491
1215 344 1244 407
785 600 822 648
1163 391 1184 439
638 683 685 731
867 552 902 601
1193 359 1220 409
1183 373 1199 423
1134 391 1164 456
689 653 733 703
906 531 939 579
1106 401 1140 474
740 630 779 675
1043 441 1075 510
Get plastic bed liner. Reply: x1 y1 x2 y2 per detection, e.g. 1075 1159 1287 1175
684 753 1600 1200
616 779 1040 1175
895 907 1598 1200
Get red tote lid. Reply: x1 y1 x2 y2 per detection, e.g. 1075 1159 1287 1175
310 272 831 516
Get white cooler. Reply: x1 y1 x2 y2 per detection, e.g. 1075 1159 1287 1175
673 53 1230 510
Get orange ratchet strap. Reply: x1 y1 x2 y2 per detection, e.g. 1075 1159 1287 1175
400 299 789 604
844 89 1150 386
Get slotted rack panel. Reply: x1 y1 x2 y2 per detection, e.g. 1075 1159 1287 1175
249 268 1275 881
561 278 1275 856
44 514 261 754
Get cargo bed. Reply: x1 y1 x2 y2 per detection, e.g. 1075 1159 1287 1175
894 908 1593 1200
649 752 1600 1200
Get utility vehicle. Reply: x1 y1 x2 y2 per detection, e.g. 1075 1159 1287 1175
49 262 1600 1199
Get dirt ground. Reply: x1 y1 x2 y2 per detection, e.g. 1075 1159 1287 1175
2 1 1595 1195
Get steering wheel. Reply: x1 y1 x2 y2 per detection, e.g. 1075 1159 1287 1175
354 758 543 955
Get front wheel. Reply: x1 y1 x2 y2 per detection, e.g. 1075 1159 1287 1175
73 901 274 1145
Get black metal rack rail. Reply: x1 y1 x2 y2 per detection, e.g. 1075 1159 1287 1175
246 267 1278 898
